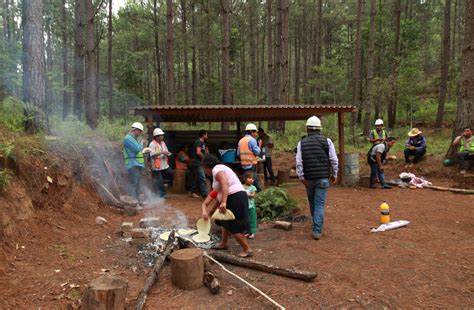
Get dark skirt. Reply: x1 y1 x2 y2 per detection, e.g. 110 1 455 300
215 191 250 234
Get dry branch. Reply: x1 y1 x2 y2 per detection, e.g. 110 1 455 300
135 231 177 310
426 185 474 195
206 250 317 282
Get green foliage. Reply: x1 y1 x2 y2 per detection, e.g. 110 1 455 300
0 169 11 192
255 187 298 220
0 97 26 133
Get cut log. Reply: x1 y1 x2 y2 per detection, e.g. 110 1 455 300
170 248 204 290
273 221 292 231
203 271 220 294
206 250 317 282
82 275 128 310
277 170 290 186
171 169 186 194
135 231 177 310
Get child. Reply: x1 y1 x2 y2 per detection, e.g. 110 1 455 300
243 172 257 239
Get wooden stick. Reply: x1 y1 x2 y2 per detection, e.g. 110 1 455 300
426 185 474 195
135 231 177 310
204 253 285 310
206 250 317 282
103 159 121 196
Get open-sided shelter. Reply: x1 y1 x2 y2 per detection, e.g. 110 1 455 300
129 104 357 182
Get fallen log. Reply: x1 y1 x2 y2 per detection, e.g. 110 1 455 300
135 231 177 310
206 249 317 282
426 185 474 195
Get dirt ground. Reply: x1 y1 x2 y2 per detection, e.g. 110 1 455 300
0 149 473 308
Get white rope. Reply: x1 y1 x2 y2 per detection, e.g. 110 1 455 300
204 253 286 310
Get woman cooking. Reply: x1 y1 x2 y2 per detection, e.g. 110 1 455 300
201 154 253 258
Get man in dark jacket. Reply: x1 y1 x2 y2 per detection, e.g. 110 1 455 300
295 116 338 240
404 128 427 167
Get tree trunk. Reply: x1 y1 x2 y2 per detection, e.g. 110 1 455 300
191 1 197 105
266 0 273 105
82 276 128 310
107 0 113 118
45 16 53 122
153 0 164 106
84 0 98 129
447 1 474 158
301 3 309 103
74 0 85 120
22 0 46 133
387 0 401 129
351 0 364 129
166 0 175 105
363 0 377 136
221 0 231 107
436 0 451 128
249 0 257 90
60 0 70 119
273 0 282 106
280 0 289 106
315 0 322 104
181 0 189 105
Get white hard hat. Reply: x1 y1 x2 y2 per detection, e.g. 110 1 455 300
245 123 258 131
131 122 144 131
153 128 165 136
375 119 384 126
306 116 321 128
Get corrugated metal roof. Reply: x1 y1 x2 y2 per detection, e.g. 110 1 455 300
129 104 357 122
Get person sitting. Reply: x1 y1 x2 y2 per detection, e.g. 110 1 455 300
367 137 396 189
452 126 474 174
175 144 193 191
404 128 427 167
369 119 387 145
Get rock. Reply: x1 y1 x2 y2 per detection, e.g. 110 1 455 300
226 290 233 296
124 206 137 216
122 232 132 239
273 221 292 231
139 217 160 228
131 228 151 239
95 216 108 225
121 222 133 232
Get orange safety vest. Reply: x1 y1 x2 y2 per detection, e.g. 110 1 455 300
150 140 169 170
238 136 258 166
175 150 190 170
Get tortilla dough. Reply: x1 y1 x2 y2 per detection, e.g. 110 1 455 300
178 228 196 235
211 209 235 221
196 218 211 235
159 231 171 241
192 233 210 243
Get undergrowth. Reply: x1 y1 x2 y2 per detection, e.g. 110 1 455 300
255 187 298 220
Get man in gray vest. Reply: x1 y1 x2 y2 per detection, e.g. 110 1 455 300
296 116 339 240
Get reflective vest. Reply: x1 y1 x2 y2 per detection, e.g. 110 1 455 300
175 150 190 170
460 137 474 152
238 136 257 166
371 129 387 144
150 140 169 170
123 136 145 166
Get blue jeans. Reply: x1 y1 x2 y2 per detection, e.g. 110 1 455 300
152 168 171 197
191 164 208 198
369 161 385 187
242 165 262 192
404 148 426 163
127 166 143 199
305 178 329 234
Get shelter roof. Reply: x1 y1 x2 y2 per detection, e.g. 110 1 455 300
130 104 357 122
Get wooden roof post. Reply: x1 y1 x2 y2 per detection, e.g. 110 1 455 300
338 111 345 184
146 112 154 143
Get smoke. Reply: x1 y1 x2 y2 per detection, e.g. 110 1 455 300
47 116 189 229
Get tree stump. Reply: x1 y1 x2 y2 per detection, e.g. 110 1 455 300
172 169 186 194
277 169 290 186
170 248 204 290
82 275 128 310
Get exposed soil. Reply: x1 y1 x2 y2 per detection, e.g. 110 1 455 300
0 147 472 309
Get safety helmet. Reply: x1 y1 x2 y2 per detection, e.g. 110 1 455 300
306 116 321 129
153 128 165 136
245 123 258 131
374 119 384 126
131 122 144 131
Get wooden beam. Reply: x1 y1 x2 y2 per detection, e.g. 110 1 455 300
338 111 345 183
146 113 154 142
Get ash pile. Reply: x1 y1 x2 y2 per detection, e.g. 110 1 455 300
120 216 220 267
